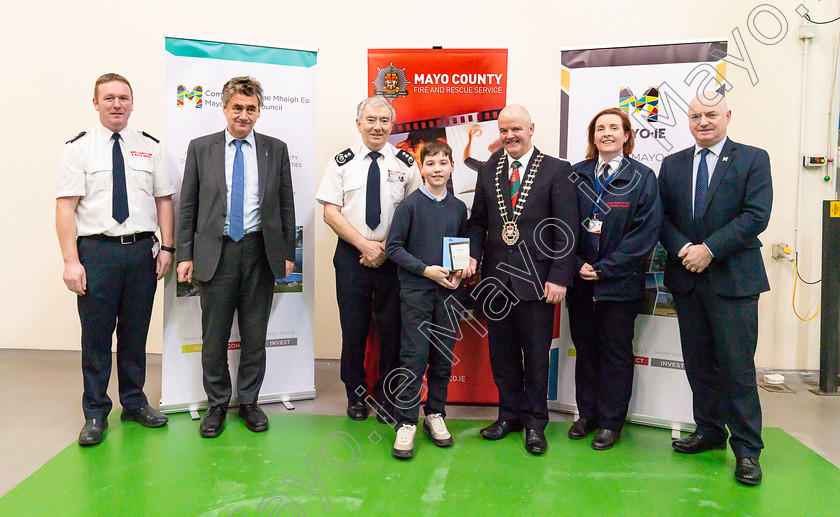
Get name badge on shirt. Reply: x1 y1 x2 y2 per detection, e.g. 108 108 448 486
387 170 405 183
587 218 603 234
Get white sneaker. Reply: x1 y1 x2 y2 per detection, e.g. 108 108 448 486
423 413 453 447
393 424 416 459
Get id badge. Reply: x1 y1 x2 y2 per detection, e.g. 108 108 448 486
151 236 160 259
387 169 405 183
587 218 603 234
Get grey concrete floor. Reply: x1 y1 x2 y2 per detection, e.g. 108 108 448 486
1 349 838 497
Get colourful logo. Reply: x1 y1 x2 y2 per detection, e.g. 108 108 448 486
372 63 409 101
619 86 658 121
177 85 203 108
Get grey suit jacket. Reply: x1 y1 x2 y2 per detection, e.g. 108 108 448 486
177 130 296 282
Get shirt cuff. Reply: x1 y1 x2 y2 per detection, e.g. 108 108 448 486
703 242 715 258
678 243 692 256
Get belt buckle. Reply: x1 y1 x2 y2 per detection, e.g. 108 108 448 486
120 234 136 245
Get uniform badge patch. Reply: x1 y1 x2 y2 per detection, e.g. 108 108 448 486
335 148 354 166
396 149 415 167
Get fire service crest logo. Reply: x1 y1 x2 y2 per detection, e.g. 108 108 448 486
373 62 409 100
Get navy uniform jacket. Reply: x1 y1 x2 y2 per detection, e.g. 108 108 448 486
570 157 663 302
658 139 772 297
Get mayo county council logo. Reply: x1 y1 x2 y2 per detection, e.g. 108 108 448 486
373 62 409 100
619 86 658 121
177 84 203 108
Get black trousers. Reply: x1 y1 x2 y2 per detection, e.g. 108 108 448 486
567 284 640 431
198 232 274 408
672 273 764 458
486 297 555 431
333 239 401 403
77 236 157 419
394 288 457 428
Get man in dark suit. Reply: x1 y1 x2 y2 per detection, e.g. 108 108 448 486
177 76 296 438
658 92 772 485
465 104 578 454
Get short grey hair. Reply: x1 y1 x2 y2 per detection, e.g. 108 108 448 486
222 76 264 108
356 96 396 122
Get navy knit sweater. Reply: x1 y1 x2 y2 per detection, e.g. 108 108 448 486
385 189 468 290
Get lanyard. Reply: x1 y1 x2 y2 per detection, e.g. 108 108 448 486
593 165 620 216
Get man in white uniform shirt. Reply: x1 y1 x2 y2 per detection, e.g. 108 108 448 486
316 96 421 422
56 73 175 446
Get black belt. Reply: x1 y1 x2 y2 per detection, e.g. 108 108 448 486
81 231 155 244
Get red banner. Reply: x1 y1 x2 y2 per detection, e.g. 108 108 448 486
367 48 508 124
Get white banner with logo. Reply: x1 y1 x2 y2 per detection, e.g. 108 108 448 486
550 40 727 430
161 36 317 412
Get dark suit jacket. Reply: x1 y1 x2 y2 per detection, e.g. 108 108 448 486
178 130 296 282
467 147 578 301
658 138 772 297
570 157 663 302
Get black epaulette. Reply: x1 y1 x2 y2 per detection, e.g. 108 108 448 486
66 131 86 144
142 131 160 143
334 148 354 166
396 149 415 167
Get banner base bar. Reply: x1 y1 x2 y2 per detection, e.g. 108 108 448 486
547 400 696 433
160 388 316 414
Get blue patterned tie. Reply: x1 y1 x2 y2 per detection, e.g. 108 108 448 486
694 148 710 219
229 140 245 242
366 151 381 230
111 133 129 224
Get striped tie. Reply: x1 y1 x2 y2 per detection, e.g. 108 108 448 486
509 160 521 208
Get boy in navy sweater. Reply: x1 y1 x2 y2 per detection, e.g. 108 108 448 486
385 140 468 459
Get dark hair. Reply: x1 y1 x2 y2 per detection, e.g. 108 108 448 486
419 140 453 163
94 73 133 100
585 108 634 160
222 76 264 108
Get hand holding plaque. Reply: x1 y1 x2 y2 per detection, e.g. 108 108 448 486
443 237 470 272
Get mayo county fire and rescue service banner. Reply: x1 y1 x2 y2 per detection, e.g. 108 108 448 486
161 36 317 412
366 48 508 404
550 40 728 430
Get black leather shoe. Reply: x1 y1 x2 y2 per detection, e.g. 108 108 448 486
735 457 762 486
480 419 523 440
672 432 726 454
121 404 168 428
568 418 598 440
239 403 269 433
592 428 620 450
525 428 548 455
78 417 108 446
200 405 227 438
346 401 369 421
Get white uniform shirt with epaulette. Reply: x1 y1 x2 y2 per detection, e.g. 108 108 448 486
57 123 175 237
316 141 421 241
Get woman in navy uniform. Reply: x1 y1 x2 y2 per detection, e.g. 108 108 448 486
566 108 663 450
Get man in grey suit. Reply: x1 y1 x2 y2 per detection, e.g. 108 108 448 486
659 92 772 485
177 76 296 437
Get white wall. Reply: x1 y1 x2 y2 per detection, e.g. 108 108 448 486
2 0 838 369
